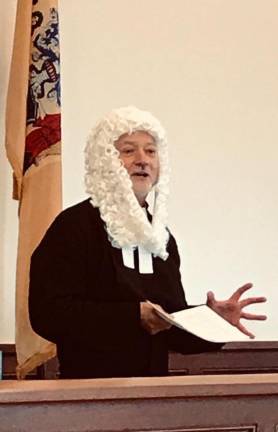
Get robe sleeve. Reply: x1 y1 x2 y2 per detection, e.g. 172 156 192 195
165 233 224 354
166 326 224 354
28 207 142 350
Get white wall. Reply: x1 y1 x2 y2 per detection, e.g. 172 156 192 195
1 0 278 342
0 0 18 343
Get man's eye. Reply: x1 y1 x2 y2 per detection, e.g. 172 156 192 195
147 148 156 155
122 148 133 154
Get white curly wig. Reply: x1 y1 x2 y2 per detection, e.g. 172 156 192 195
84 106 170 260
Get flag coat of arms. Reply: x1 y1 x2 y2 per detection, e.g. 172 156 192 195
5 0 62 379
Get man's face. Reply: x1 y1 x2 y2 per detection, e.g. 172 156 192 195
115 131 159 205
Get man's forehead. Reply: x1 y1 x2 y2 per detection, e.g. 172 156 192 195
116 131 156 145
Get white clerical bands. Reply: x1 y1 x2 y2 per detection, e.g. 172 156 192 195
121 246 153 274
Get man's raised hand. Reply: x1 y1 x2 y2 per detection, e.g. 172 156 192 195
206 283 267 338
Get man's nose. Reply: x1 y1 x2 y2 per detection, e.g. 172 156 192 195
134 150 148 167
135 160 148 169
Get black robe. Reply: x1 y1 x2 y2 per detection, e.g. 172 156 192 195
29 199 222 378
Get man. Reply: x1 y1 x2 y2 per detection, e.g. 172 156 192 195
29 106 266 379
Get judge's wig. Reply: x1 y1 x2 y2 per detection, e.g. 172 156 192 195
84 106 170 260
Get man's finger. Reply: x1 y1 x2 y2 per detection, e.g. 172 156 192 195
236 322 255 339
240 296 267 307
206 291 216 305
229 283 253 301
241 312 267 321
152 324 172 334
151 313 172 330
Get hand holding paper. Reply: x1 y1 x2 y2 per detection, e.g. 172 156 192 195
149 302 253 343
147 282 267 343
140 301 172 335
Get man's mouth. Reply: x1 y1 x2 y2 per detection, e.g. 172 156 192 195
132 172 149 177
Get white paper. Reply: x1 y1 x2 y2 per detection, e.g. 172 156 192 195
148 302 250 343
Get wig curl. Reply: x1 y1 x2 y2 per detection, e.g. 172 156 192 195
84 106 170 260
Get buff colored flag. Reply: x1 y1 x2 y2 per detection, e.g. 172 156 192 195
5 0 62 379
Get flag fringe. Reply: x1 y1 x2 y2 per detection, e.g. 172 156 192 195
16 343 57 380
12 172 21 200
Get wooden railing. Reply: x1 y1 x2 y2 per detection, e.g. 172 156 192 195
1 374 278 431
1 342 278 379
169 341 278 375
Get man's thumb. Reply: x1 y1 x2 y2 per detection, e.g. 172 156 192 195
206 290 215 305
